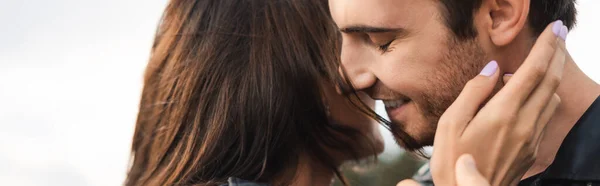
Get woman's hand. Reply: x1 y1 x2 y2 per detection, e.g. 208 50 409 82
454 154 491 186
429 20 568 186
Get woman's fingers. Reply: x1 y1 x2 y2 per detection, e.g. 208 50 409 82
438 61 500 134
500 95 559 186
432 61 500 185
455 154 491 186
433 20 567 186
491 20 564 110
534 94 561 141
519 28 566 131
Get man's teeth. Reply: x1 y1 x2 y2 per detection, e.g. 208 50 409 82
383 99 406 109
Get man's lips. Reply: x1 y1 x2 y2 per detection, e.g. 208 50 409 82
384 99 411 118
383 99 407 108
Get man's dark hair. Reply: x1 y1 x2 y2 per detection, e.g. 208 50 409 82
439 0 577 39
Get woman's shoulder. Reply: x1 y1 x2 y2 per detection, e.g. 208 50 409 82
220 177 269 186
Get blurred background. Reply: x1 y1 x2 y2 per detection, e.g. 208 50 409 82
0 0 598 186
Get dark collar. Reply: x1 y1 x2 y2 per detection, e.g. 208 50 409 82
538 96 600 181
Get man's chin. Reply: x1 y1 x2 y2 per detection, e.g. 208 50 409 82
390 122 436 151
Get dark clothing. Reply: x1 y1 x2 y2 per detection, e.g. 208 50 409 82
519 96 600 186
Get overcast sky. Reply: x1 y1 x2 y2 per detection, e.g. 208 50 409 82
0 0 598 186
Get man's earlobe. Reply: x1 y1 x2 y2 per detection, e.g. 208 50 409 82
487 0 530 46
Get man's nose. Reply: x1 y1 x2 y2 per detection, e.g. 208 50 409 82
339 48 377 91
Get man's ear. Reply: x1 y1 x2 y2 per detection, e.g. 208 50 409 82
482 0 530 46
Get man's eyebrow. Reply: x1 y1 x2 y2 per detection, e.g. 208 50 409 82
339 25 404 33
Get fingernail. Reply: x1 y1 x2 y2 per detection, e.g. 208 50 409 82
504 73 514 77
463 154 477 171
480 60 498 77
559 25 569 41
552 20 564 38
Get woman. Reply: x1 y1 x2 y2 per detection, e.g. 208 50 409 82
125 0 565 185
126 0 382 185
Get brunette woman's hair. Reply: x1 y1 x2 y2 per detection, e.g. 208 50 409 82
125 0 372 185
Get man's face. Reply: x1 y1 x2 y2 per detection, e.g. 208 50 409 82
330 0 492 148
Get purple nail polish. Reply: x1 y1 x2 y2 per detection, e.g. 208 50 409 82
480 60 498 77
552 20 564 38
504 73 514 77
559 25 568 40
465 155 477 170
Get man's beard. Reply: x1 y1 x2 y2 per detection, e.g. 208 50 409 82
392 36 492 151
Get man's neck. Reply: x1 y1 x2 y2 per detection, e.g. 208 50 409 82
523 55 600 179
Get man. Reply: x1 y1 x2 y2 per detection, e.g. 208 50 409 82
329 0 600 185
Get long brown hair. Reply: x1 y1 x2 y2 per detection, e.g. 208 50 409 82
125 0 371 185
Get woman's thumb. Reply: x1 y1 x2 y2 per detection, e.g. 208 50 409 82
455 154 490 186
396 179 421 186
